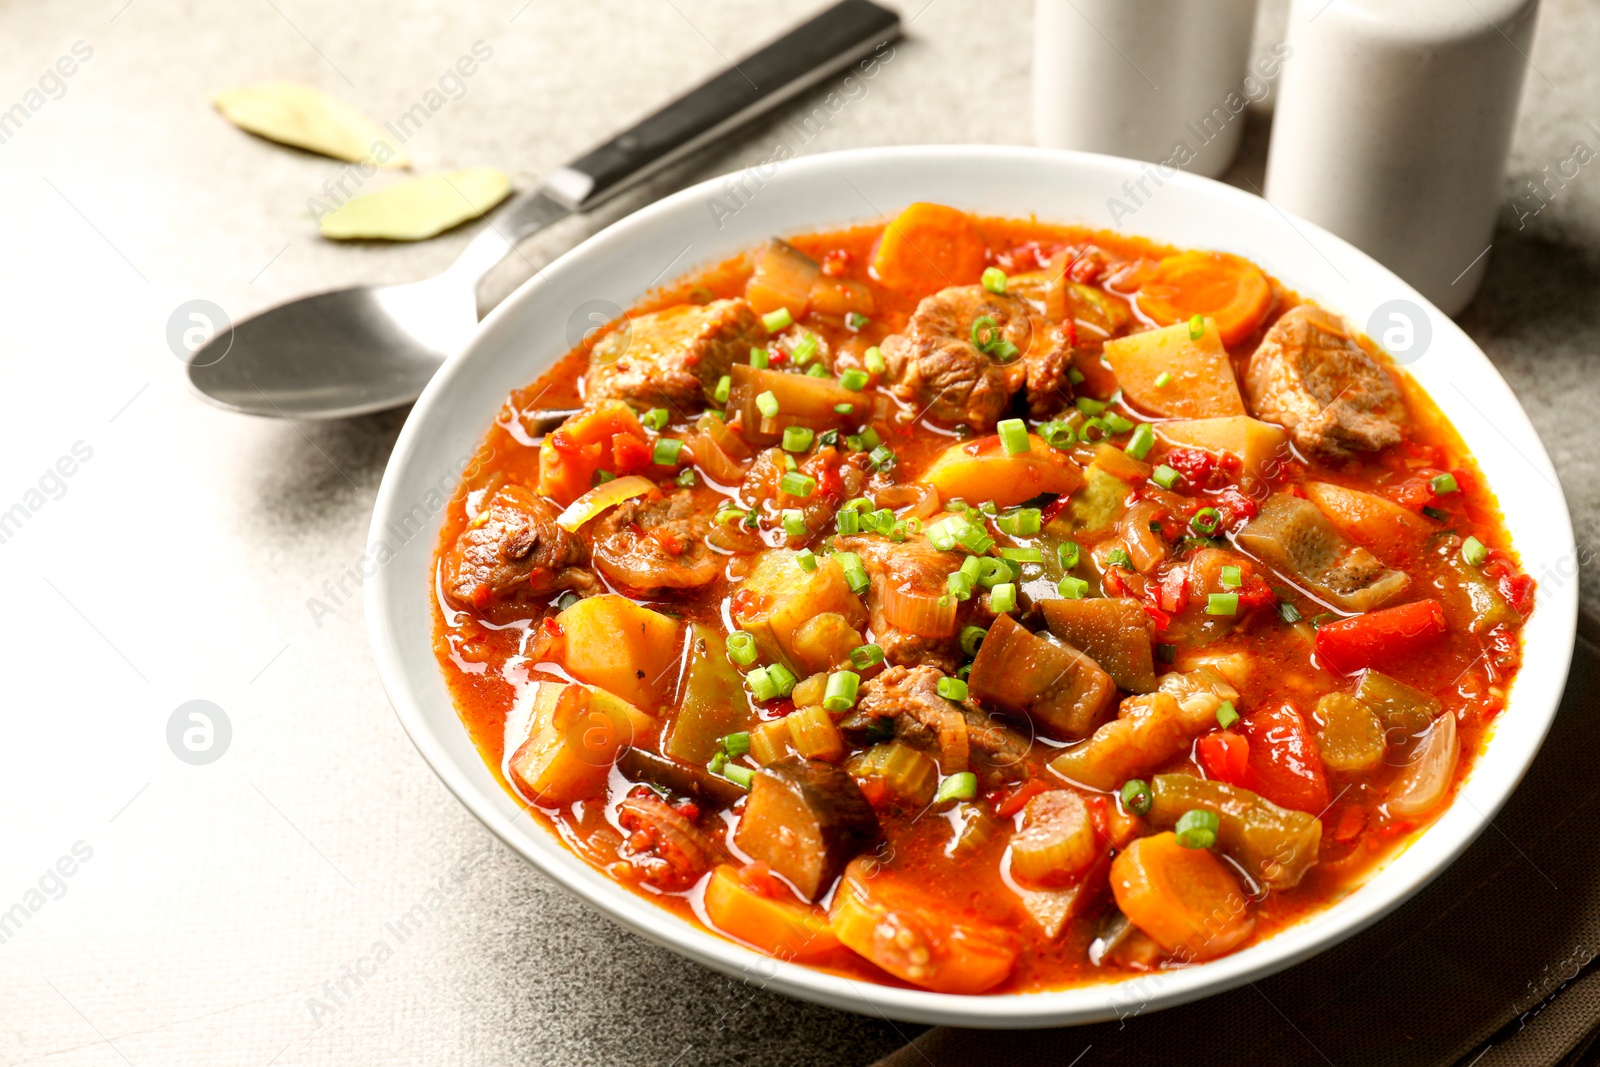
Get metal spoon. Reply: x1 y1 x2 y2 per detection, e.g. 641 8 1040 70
187 0 900 419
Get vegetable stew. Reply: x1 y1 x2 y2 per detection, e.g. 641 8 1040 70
430 204 1532 994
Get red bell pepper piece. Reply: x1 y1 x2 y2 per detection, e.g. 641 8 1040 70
1196 731 1254 790
1240 702 1330 814
1315 599 1448 675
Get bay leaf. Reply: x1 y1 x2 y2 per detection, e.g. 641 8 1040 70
215 83 408 167
317 168 512 241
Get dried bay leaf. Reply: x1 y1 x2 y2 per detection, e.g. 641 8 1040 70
215 83 408 167
317 168 512 241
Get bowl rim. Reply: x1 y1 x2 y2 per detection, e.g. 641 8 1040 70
366 144 1578 1028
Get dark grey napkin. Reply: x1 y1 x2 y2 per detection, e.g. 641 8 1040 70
875 623 1600 1067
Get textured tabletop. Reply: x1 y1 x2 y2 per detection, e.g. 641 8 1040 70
1 1 1596 1065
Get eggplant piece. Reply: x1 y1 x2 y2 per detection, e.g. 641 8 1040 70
1040 597 1158 693
733 756 881 901
616 747 747 809
1236 493 1410 612
968 614 1116 741
1148 774 1322 889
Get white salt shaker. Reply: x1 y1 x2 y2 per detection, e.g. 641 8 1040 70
1033 0 1264 179
1264 0 1539 316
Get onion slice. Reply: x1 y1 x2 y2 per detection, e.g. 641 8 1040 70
1388 712 1458 817
877 576 958 637
687 430 746 485
555 474 656 532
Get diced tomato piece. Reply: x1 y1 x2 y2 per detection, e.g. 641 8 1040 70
612 432 652 473
994 779 1051 818
1158 566 1189 614
1196 731 1254 790
1040 492 1073 525
1315 599 1448 675
1101 567 1131 598
1165 448 1217 486
1239 702 1330 814
1212 486 1259 526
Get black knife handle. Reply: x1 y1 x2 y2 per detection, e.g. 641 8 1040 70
542 0 901 212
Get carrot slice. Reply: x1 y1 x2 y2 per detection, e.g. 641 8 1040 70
1110 832 1255 961
829 858 1018 994
703 865 839 961
1137 251 1273 346
870 202 987 295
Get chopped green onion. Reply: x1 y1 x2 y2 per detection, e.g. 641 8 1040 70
937 676 969 701
870 508 895 533
823 670 860 712
1000 546 1042 563
858 427 882 451
708 751 727 775
1220 565 1242 590
756 390 779 419
1188 314 1205 340
747 666 777 702
722 764 753 789
782 425 815 452
641 407 669 431
1075 396 1107 417
835 508 860 535
1431 472 1459 495
1422 505 1448 521
676 468 697 488
806 363 829 378
1191 507 1223 536
762 308 793 332
1155 642 1176 663
1151 464 1182 490
767 663 798 698
790 332 819 365
1120 779 1153 816
981 266 1007 293
726 631 757 666
935 771 977 803
836 551 869 594
996 507 1042 536
845 311 870 331
842 496 873 513
864 346 886 376
1105 548 1133 570
1058 541 1081 569
713 375 731 404
796 548 818 572
988 582 1017 613
818 429 839 447
1103 412 1133 435
849 643 885 670
556 591 581 611
997 418 1030 455
1206 592 1239 616
1154 371 1172 388
1277 599 1302 624
1215 700 1239 729
955 663 971 681
868 444 897 471
592 469 616 485
1057 575 1089 599
1311 612 1337 630
722 731 751 757
1125 423 1155 460
840 368 869 392
957 522 995 555
1462 535 1488 567
1176 808 1220 849
715 506 746 525
1067 367 1086 385
782 508 808 539
960 625 987 656
1078 416 1109 443
970 316 1020 361
926 515 965 552
780 471 816 498
946 570 974 601
975 557 1010 588
1040 421 1076 450
652 438 683 466
749 345 770 369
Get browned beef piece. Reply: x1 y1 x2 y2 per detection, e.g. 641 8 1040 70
1243 304 1406 458
587 298 764 412
444 485 590 615
880 286 1068 430
590 489 720 590
856 665 1032 782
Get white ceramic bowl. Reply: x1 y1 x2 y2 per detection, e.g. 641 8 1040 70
367 146 1577 1027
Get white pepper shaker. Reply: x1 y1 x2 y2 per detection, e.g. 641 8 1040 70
1263 0 1539 316
1033 0 1263 179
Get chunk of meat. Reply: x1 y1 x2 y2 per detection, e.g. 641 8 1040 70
856 665 1032 783
1243 305 1406 457
1237 493 1410 612
444 485 590 615
587 298 764 412
880 286 1068 430
835 533 966 670
590 489 721 590
742 445 868 538
616 792 722 891
1049 667 1237 791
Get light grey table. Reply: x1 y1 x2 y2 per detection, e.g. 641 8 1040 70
1 2 1595 1065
